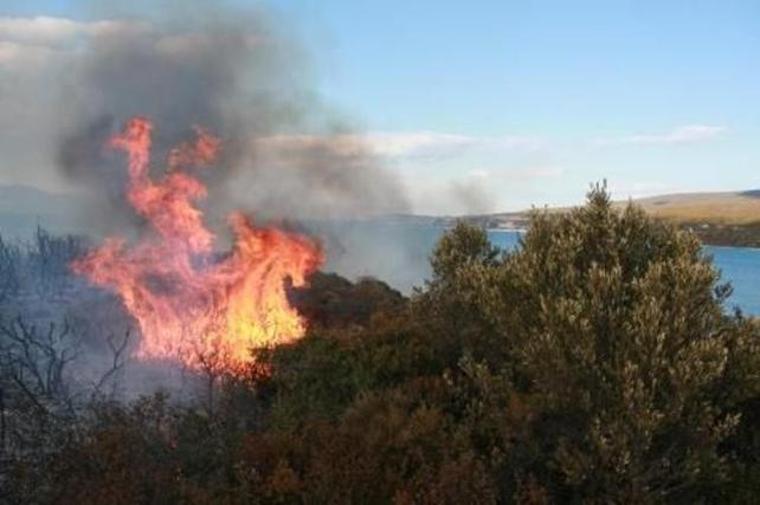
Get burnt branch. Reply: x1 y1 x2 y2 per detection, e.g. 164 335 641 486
91 329 131 399
0 317 79 417
0 235 20 304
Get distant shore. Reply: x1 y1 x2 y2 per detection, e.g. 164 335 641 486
446 189 760 249
483 221 760 248
680 223 760 248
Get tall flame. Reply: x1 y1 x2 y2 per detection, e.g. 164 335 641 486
71 117 324 373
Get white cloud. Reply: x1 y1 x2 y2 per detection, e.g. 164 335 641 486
255 131 543 160
0 16 87 45
0 40 64 67
467 169 490 179
365 132 473 157
510 165 565 179
254 134 369 158
364 131 542 158
260 126 723 160
0 16 136 47
607 181 678 199
594 125 727 146
0 17 147 68
467 165 564 180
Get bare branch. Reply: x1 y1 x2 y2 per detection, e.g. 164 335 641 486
92 329 131 399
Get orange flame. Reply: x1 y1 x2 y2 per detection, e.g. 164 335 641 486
71 117 323 373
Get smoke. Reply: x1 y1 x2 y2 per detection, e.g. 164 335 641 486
0 4 439 404
0 4 407 237
1 5 446 294
447 178 497 216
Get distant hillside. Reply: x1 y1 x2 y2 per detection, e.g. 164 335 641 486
454 190 760 228
626 191 760 226
451 190 760 247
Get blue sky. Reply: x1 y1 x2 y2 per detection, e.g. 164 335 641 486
1 0 759 214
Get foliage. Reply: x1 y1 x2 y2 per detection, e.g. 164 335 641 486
418 185 760 501
5 187 760 503
290 271 405 328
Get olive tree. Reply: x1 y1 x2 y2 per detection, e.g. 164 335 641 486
422 184 760 502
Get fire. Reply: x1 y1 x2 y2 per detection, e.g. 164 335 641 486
71 117 324 373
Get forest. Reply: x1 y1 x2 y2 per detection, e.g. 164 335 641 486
3 186 760 504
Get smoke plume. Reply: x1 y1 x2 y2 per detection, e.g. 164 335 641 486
0 4 407 236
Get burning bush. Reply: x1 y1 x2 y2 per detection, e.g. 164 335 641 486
71 118 324 374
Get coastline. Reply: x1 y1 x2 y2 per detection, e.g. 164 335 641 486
680 223 760 249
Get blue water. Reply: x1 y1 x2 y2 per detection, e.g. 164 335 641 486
702 245 760 314
320 223 760 315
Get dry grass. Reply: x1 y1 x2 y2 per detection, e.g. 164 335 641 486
486 191 760 228
621 192 760 225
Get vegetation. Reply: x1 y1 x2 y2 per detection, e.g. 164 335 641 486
4 185 760 503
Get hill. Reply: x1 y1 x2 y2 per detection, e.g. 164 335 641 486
458 191 760 228
627 190 760 226
453 190 760 247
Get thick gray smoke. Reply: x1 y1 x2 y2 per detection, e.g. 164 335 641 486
0 4 428 295
0 5 431 405
0 4 419 404
51 7 407 234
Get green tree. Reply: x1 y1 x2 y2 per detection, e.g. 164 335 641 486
422 184 760 502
